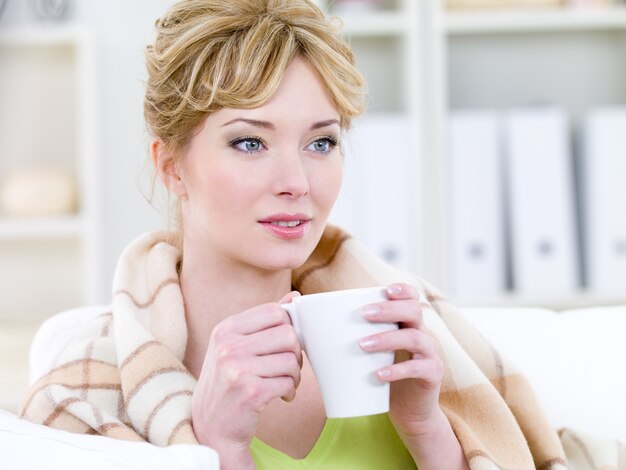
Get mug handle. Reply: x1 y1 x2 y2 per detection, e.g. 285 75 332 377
280 303 304 350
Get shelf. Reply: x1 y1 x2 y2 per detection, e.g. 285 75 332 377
333 10 409 36
0 25 88 46
452 291 626 311
0 215 84 240
445 6 626 35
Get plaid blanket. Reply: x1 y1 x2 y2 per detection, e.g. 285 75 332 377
20 226 626 469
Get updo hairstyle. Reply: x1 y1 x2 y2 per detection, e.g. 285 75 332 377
144 0 366 158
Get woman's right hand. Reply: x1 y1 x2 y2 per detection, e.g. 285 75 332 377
191 291 302 468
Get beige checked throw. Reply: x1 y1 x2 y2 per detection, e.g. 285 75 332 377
20 226 626 469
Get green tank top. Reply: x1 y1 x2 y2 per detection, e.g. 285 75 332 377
250 413 417 469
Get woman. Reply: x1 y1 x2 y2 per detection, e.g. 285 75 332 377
21 1 572 469
147 0 466 466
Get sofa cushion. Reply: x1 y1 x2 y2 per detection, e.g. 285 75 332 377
461 305 626 442
0 410 218 470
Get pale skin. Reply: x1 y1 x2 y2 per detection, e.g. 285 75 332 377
152 56 469 470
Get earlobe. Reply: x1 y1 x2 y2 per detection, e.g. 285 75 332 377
151 139 187 197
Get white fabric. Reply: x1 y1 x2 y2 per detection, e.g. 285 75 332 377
461 305 626 443
28 305 110 384
0 410 219 470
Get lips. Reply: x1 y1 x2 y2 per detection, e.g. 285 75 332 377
258 213 311 224
258 213 311 239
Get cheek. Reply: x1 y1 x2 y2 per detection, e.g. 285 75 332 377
203 167 229 198
202 163 261 210
318 163 343 211
182 162 234 220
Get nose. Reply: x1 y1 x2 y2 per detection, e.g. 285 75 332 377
273 152 310 199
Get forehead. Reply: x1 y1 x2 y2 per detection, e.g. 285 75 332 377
208 57 340 129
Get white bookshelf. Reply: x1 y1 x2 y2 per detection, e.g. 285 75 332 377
326 0 420 113
0 215 84 240
0 26 101 321
427 0 626 309
443 6 626 35
319 0 424 273
0 25 102 412
321 0 626 310
0 24 88 44
455 291 626 312
444 5 626 34
337 10 410 36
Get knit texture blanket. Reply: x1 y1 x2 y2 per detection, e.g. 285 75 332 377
20 226 625 469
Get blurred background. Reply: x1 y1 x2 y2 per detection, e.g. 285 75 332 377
1 0 626 411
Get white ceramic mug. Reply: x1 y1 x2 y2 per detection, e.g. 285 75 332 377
281 287 398 418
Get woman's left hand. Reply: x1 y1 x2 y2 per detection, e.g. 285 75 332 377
359 283 444 439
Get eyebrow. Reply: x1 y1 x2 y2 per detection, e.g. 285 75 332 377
222 118 275 129
221 118 340 131
310 119 340 130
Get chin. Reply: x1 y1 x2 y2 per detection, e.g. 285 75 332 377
264 254 310 271
255 245 315 271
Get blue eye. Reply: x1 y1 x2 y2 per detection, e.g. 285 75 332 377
307 137 338 154
230 137 265 154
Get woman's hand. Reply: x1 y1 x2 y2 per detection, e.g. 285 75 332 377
359 283 441 433
359 283 468 469
191 291 302 469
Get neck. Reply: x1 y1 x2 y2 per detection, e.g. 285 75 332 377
179 242 293 377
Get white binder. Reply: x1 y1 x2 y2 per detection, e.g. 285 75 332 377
582 108 626 293
505 107 579 295
448 110 505 297
330 113 413 271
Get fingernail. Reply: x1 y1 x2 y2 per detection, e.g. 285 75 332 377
387 284 402 296
361 305 380 317
377 368 391 379
359 337 378 350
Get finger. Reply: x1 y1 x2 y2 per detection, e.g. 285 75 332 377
252 355 301 403
361 298 423 329
278 290 301 304
245 376 297 409
359 328 436 357
385 283 421 301
223 303 291 335
269 376 297 403
253 353 302 384
242 324 302 365
376 357 444 384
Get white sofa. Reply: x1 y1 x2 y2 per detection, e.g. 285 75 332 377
1 303 624 468
461 305 626 443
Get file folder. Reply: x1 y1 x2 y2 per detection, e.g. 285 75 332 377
448 110 505 297
330 113 413 271
505 107 579 295
582 108 626 293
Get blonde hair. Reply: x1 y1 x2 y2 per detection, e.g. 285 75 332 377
144 0 366 157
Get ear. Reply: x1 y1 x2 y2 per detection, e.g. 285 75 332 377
151 139 187 197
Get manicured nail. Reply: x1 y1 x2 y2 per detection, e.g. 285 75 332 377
387 284 402 296
377 368 391 379
361 305 380 318
359 337 378 350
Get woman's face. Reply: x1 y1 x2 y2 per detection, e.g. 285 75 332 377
175 56 343 272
